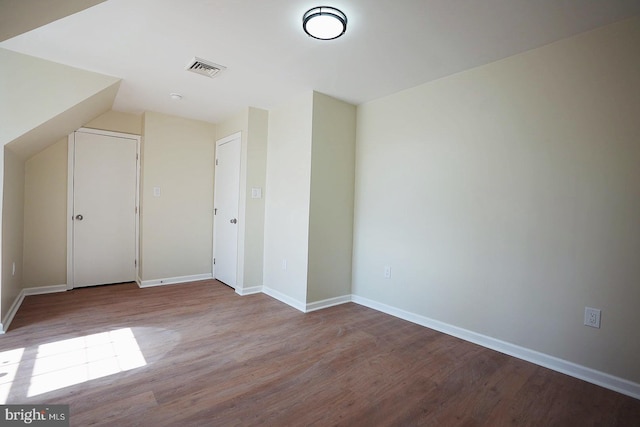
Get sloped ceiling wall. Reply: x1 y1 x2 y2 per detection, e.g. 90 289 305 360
0 48 120 158
0 0 107 42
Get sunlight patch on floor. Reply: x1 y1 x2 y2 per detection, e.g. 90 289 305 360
0 348 25 403
27 328 147 397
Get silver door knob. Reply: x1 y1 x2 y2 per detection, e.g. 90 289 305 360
230 218 237 224
75 214 84 221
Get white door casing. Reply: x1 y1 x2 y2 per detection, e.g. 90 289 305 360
213 133 241 288
67 128 140 289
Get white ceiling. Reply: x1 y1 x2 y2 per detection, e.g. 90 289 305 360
2 0 640 124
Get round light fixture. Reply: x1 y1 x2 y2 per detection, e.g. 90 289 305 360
169 93 183 101
303 6 347 40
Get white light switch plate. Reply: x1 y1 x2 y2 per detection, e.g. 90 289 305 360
251 187 262 199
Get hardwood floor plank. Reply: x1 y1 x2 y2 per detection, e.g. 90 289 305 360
0 280 638 426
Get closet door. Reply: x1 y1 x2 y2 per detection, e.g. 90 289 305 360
71 130 138 288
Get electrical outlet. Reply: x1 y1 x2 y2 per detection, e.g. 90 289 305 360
282 259 287 271
384 266 391 279
584 307 601 328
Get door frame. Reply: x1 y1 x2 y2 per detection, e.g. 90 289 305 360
66 127 141 290
212 131 242 288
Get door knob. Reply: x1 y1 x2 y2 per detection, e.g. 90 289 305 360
75 214 84 221
230 218 237 224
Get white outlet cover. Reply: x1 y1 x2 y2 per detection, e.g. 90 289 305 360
384 266 391 279
153 186 161 197
584 307 601 328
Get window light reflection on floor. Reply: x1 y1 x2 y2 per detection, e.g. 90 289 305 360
0 348 25 403
27 328 147 397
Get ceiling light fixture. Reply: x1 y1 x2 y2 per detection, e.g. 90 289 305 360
303 6 347 40
169 93 183 101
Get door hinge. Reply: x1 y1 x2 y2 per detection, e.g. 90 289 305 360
135 259 137 267
214 208 217 215
213 258 216 265
136 153 139 160
135 206 138 214
215 158 219 166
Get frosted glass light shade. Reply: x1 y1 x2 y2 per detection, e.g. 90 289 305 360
303 7 347 40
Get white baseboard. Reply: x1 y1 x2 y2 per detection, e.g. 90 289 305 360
351 294 640 400
0 293 24 334
1 284 67 333
306 295 351 313
236 286 263 296
138 273 213 288
23 284 68 296
262 286 306 312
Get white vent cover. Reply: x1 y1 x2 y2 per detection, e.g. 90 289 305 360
185 57 226 78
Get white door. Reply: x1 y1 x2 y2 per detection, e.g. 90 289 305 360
71 130 138 288
213 133 241 288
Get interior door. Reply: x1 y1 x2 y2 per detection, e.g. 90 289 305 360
72 130 137 287
213 134 241 288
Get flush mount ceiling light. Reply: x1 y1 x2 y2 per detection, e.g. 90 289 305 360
169 93 182 101
303 6 347 40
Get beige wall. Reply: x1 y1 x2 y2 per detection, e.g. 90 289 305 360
85 110 143 135
263 92 356 305
140 112 216 281
352 17 640 383
307 93 356 302
243 108 268 288
216 111 247 142
23 138 68 287
1 147 25 324
263 92 313 303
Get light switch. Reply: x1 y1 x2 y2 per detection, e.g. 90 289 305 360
251 187 262 199
153 187 161 197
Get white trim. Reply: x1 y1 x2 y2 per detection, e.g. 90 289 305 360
1 292 24 334
1 285 67 333
236 286 263 296
67 128 141 290
66 133 75 290
23 285 68 296
76 127 141 140
351 294 640 400
262 286 306 312
138 273 213 288
216 131 242 146
306 295 352 313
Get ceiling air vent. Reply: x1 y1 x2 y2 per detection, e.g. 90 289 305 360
185 57 226 78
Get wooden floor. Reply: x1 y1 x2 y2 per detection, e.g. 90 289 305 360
1 281 638 426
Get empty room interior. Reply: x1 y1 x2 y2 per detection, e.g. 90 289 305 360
1 0 640 425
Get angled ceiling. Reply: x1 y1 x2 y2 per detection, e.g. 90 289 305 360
0 0 107 42
0 48 121 157
2 0 639 124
